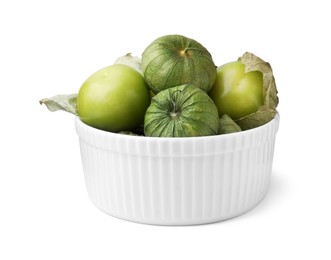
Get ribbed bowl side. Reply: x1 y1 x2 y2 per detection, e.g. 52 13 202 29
76 114 279 225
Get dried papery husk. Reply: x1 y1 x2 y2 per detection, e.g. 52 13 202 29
235 52 279 130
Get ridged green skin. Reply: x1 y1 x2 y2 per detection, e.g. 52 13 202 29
144 85 220 137
141 35 217 94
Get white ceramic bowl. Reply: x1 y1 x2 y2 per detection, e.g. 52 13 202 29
75 114 279 225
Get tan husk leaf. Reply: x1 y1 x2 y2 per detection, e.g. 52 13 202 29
114 53 142 75
235 52 279 130
39 94 78 115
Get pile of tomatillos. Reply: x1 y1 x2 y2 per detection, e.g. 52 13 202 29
41 34 279 137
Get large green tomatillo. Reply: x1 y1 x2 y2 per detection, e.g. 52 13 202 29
77 64 151 132
144 84 220 137
209 52 279 130
141 34 217 94
208 61 263 120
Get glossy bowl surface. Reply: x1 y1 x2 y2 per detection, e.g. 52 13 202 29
75 114 279 225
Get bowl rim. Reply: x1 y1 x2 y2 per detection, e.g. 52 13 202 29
75 112 279 142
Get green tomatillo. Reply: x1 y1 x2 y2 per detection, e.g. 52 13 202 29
208 61 263 119
144 84 220 137
77 64 151 132
208 52 279 130
141 34 217 94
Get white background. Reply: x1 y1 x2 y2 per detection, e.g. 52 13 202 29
1 0 330 259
